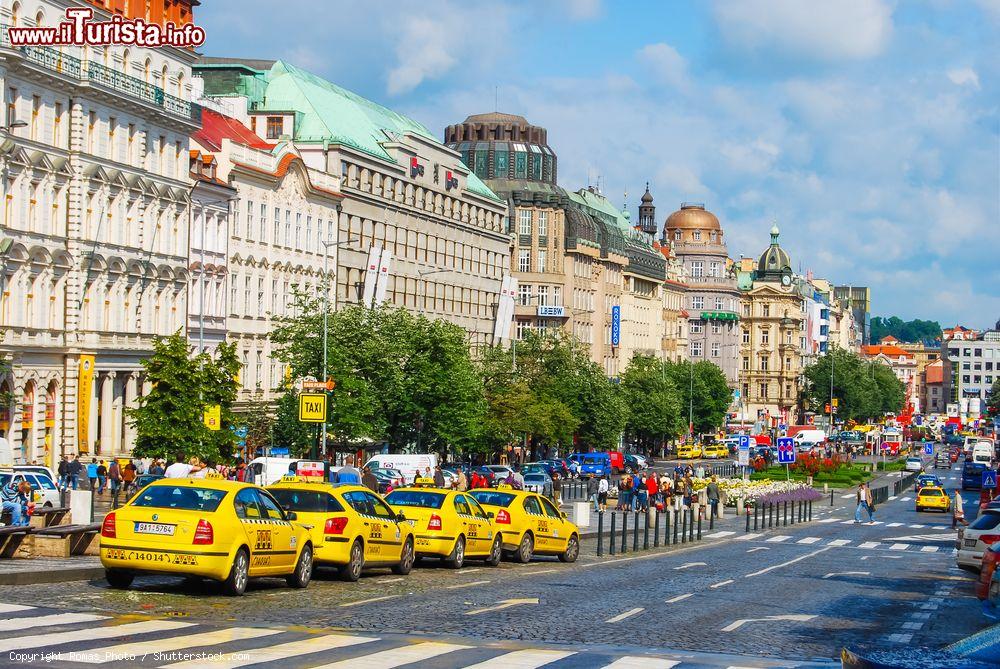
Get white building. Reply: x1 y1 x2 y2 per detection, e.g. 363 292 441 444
0 0 199 465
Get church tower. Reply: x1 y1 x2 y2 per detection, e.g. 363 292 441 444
638 183 657 236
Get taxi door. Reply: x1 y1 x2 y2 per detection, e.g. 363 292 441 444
466 495 496 554
255 489 295 571
539 495 569 552
453 494 488 555
233 488 276 575
521 495 549 551
343 491 389 563
363 491 404 562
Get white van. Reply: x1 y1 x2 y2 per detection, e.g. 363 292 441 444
971 440 995 466
364 453 438 483
793 430 827 452
246 457 297 486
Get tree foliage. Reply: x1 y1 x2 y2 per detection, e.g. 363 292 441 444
127 332 240 462
619 354 683 451
987 378 1000 418
802 345 906 422
870 316 942 344
664 359 732 436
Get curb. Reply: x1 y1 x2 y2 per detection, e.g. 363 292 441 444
0 566 105 586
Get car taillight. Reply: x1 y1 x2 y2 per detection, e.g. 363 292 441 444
496 509 511 524
101 512 116 538
193 519 214 545
324 517 349 535
427 514 443 531
980 535 1000 546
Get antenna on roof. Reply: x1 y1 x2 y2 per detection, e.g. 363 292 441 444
495 86 499 112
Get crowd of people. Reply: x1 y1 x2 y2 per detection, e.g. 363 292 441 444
584 465 722 519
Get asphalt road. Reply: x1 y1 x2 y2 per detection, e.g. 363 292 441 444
0 461 989 669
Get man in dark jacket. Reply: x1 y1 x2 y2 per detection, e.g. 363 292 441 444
362 467 379 492
66 455 83 490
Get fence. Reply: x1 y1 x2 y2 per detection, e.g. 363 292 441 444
745 499 814 532
594 506 708 555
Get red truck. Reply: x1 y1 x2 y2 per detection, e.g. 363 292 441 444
606 451 624 474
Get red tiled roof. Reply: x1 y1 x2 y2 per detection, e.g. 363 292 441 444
194 108 273 152
925 360 944 384
862 344 914 360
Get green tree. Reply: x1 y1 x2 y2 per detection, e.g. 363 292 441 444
986 378 1000 418
870 316 942 344
665 360 731 436
127 333 240 462
272 386 313 456
0 356 13 412
241 398 274 458
802 346 905 422
620 354 683 453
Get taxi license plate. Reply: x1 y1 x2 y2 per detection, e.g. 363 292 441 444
135 522 174 536
966 539 979 548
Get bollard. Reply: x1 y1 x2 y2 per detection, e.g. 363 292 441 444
698 512 703 540
709 506 715 530
653 509 660 547
681 508 687 543
644 511 650 550
609 513 616 555
597 511 604 556
689 508 695 542
783 501 788 526
633 511 640 552
621 512 628 554
808 499 813 522
745 506 751 532
830 489 834 506
668 508 674 545
769 502 774 528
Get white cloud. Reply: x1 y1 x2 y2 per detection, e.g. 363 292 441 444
719 139 781 174
557 0 601 20
386 16 458 95
711 0 894 62
638 43 689 90
947 67 981 89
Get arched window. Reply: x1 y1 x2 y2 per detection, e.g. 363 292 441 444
11 2 20 25
34 9 43 26
144 58 151 82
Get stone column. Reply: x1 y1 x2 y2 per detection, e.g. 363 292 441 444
123 373 138 452
111 373 124 456
99 371 115 457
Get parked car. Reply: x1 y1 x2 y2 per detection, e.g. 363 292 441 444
481 465 515 484
904 457 924 473
963 462 988 491
126 474 165 502
523 472 553 498
958 510 1000 571
539 460 571 479
0 468 61 508
977 543 1000 601
579 453 613 478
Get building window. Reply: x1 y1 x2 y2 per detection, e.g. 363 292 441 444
742 329 750 344
518 209 532 236
537 249 546 272
537 285 549 306
691 341 703 357
553 286 562 306
690 322 703 334
266 116 283 139
710 261 720 277
516 319 531 340
711 323 721 334
760 355 769 371
711 342 720 357
743 356 750 371
518 250 530 272
538 211 548 237
693 230 701 241
785 383 792 398
759 383 768 399
743 383 749 399
715 297 724 310
691 296 704 310
674 230 681 241
518 284 531 305
761 328 770 345
762 304 770 317
710 231 717 242
743 303 751 317
691 261 704 278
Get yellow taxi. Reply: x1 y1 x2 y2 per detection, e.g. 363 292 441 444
915 485 951 513
267 476 415 581
676 444 703 459
384 485 502 569
99 475 314 596
701 444 728 459
469 487 580 563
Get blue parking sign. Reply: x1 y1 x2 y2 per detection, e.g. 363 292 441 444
777 437 796 464
923 443 933 456
983 470 997 490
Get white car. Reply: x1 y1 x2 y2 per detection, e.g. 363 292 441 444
0 468 62 508
904 457 923 473
957 509 1000 571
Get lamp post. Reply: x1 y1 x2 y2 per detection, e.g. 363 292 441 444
319 226 357 460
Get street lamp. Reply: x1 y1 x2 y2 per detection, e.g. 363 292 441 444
319 224 358 459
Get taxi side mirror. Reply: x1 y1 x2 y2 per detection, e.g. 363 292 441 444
487 511 495 519
561 511 568 519
285 511 298 521
396 512 406 523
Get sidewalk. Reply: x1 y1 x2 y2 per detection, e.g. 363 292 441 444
0 555 103 586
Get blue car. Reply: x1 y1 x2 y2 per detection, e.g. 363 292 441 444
962 462 987 491
580 453 611 478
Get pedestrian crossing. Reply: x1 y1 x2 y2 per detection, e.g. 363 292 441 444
0 603 826 669
745 535 955 555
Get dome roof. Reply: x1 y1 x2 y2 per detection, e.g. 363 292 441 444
462 112 529 125
757 225 792 276
641 183 654 203
665 203 721 231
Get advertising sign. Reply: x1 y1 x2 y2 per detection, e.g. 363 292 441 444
77 354 95 454
611 305 621 347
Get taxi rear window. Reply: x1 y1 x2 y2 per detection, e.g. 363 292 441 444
385 490 445 509
131 485 227 512
919 488 943 496
270 489 344 513
469 491 515 508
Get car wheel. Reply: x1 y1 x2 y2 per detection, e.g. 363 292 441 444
392 537 415 575
485 535 503 567
445 535 466 569
223 548 250 596
286 543 313 589
514 532 535 563
559 534 580 563
339 539 364 582
105 569 133 590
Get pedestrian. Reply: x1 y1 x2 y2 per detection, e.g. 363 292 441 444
362 466 379 492
57 456 68 490
96 460 107 494
164 453 193 478
619 473 631 511
148 459 165 476
513 465 525 490
707 475 720 519
337 455 361 484
1 478 32 526
953 489 969 529
86 458 98 491
587 474 600 512
108 459 122 499
66 455 82 490
632 472 642 512
457 468 468 492
646 471 659 508
636 474 648 513
123 460 137 494
189 456 213 479
597 475 609 513
854 482 874 524
552 472 562 507
433 465 446 488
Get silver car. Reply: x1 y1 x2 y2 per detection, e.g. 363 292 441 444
523 472 553 498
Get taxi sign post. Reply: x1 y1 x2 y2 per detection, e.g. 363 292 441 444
203 404 221 431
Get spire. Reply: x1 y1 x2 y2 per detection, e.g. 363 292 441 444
638 182 657 235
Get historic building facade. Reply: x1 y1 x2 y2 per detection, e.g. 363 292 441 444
664 203 740 384
0 0 199 465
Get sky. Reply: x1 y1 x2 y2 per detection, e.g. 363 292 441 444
196 0 1000 329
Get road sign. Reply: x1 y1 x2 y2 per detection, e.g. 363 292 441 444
983 470 998 490
298 393 327 423
203 405 221 431
232 426 248 439
779 423 787 431
923 443 933 456
777 437 796 464
737 435 751 466
303 380 336 391
270 447 289 456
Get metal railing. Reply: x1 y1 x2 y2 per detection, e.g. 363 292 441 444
596 506 706 556
746 499 814 531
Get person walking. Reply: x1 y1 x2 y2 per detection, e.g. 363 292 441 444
164 453 193 478
636 473 648 513
646 471 659 509
953 489 969 529
854 482 874 524
552 472 562 507
148 459 165 476
587 474 600 512
66 455 82 490
457 468 468 492
337 456 362 484
96 460 108 494
597 475 609 513
57 456 68 491
108 460 122 500
433 465 446 488
86 459 99 491
707 475 721 519
123 460 137 495
362 466 379 492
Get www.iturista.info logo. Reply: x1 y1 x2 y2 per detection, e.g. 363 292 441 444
7 7 205 48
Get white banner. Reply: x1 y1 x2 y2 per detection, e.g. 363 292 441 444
493 275 517 341
361 243 382 307
374 248 393 305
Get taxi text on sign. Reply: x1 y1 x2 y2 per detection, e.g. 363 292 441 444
298 393 327 423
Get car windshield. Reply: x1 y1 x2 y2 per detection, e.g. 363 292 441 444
524 474 546 482
907 458 920 463
966 464 986 472
583 456 603 464
130 485 227 512
385 490 445 509
971 512 1000 531
469 491 516 508
269 488 344 513
920 489 944 497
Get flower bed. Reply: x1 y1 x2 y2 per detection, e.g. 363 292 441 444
690 477 822 506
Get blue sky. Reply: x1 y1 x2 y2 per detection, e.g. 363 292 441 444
197 0 1000 329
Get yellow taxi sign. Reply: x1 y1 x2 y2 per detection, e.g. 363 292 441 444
279 474 326 484
413 477 436 487
204 471 224 479
496 483 514 490
203 404 221 431
298 393 327 423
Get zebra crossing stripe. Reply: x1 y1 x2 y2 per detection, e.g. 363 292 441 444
766 535 792 543
311 642 472 669
921 546 939 553
161 633 379 668
828 539 852 546
0 604 35 614
462 649 577 668
887 523 903 527
858 542 880 549
840 520 856 524
0 620 194 654
818 518 841 523
75 627 282 664
704 531 736 538
0 613 107 628
909 524 926 529
890 543 910 551
601 658 681 668
796 537 821 544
